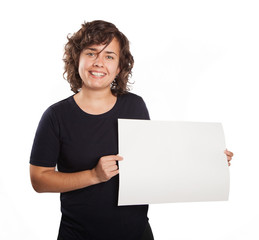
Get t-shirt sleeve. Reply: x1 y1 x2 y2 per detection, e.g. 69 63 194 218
137 97 150 120
30 106 60 167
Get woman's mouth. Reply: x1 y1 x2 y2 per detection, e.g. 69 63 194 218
89 71 106 77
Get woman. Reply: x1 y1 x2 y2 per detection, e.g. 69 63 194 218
29 20 233 240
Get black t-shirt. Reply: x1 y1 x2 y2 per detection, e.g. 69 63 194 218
30 92 150 240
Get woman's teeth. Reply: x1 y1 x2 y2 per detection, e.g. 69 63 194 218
91 72 105 76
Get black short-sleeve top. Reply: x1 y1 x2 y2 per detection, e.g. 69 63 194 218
30 92 150 240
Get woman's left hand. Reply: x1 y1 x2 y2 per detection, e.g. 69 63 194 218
224 149 234 166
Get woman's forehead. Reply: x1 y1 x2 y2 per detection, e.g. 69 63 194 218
86 38 120 53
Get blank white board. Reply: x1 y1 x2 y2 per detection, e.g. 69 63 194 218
118 119 230 206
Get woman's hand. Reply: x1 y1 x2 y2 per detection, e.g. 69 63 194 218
92 155 123 183
224 149 234 166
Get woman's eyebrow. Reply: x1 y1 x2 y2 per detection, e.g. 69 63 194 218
86 47 98 51
85 48 117 56
105 51 117 56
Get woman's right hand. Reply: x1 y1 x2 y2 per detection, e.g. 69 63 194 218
92 155 123 183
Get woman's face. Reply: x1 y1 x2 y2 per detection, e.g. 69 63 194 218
78 37 120 92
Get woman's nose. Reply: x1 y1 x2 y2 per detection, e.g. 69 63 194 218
93 55 104 67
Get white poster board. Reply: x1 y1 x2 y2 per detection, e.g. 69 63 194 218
118 119 230 206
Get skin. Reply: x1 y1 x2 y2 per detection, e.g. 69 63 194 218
30 37 234 193
74 37 121 115
225 149 234 166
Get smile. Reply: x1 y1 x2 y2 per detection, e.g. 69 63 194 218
90 71 106 77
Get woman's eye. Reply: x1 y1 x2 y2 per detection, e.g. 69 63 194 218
106 55 114 60
86 52 95 57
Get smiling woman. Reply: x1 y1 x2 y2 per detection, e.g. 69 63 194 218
63 20 134 95
78 38 121 92
29 20 154 240
29 19 234 240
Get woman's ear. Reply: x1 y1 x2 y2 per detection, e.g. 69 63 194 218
116 67 120 76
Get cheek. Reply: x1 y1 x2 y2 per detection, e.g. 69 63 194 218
110 63 120 76
78 64 84 79
78 58 83 73
78 59 90 76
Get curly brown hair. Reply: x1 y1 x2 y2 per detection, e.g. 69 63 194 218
63 20 134 95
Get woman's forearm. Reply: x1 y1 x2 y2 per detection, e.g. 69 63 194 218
30 155 122 193
30 165 100 193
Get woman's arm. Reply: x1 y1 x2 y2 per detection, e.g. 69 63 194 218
30 155 123 193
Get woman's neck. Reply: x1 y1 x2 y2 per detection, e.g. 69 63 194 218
79 86 114 102
73 87 117 115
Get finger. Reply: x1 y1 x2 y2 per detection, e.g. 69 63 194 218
106 164 118 172
105 160 119 168
109 165 119 171
224 149 234 157
115 155 123 161
227 156 232 161
226 151 234 157
102 155 123 161
110 169 119 178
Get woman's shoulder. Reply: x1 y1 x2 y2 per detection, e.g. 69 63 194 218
41 95 74 119
49 95 74 109
120 92 145 103
118 92 149 119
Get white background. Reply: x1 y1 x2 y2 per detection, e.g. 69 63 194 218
0 0 258 239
